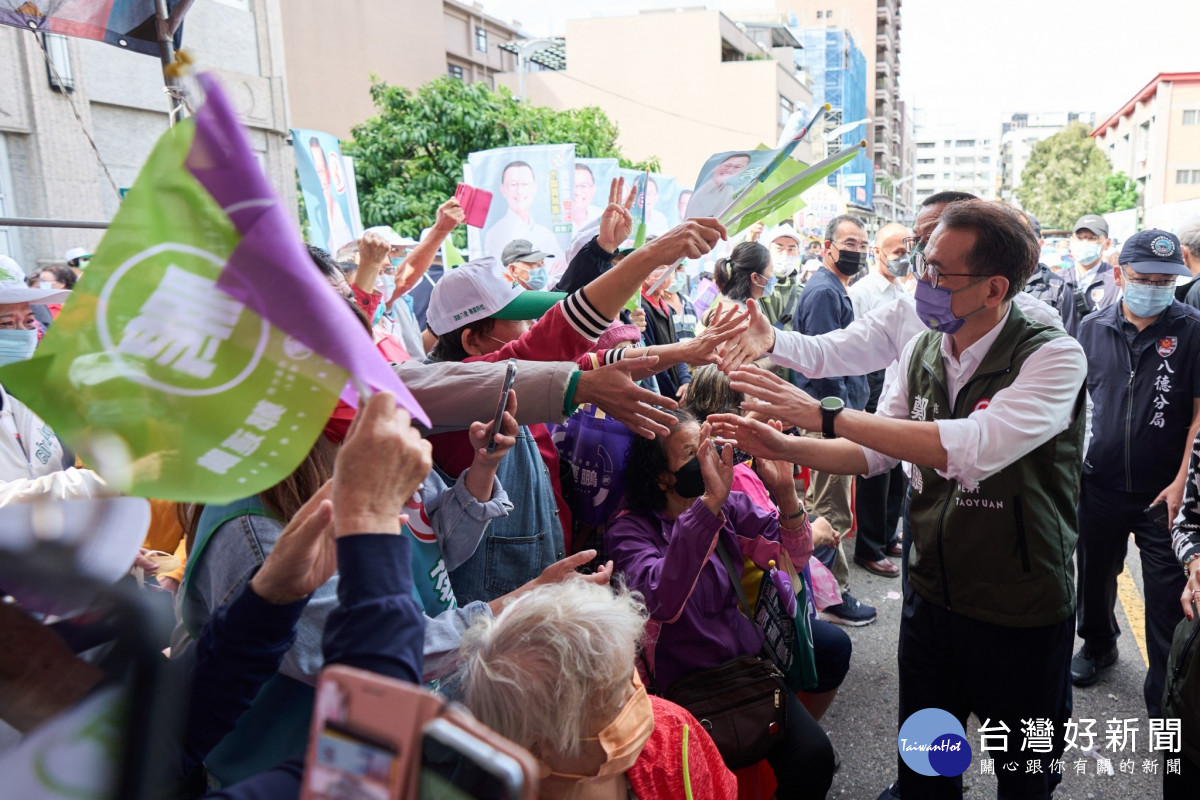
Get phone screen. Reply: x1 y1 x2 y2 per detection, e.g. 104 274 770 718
305 723 399 800
418 721 523 800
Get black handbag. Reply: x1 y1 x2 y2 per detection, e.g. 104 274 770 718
657 541 789 770
664 653 788 770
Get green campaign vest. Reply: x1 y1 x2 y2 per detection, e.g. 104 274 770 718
904 306 1085 627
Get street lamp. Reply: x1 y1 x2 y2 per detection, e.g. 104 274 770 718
511 38 556 103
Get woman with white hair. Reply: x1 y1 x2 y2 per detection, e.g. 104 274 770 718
458 577 737 799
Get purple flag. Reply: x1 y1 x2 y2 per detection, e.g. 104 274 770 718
187 73 428 426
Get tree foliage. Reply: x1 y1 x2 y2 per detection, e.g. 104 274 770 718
1098 171 1139 214
1016 123 1111 230
344 77 660 244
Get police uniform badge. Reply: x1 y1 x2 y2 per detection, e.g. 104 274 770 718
1089 286 1105 305
1158 336 1178 357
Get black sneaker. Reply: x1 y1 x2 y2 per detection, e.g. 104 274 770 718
1071 643 1118 687
819 591 877 627
876 781 901 800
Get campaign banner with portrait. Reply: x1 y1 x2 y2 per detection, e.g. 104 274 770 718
292 129 362 257
615 169 680 242
572 158 620 230
465 144 574 268
684 149 779 219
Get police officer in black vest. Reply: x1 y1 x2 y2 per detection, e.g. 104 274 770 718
1072 230 1200 718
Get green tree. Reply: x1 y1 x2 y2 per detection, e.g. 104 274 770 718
1015 122 1111 230
1098 171 1139 214
344 77 660 245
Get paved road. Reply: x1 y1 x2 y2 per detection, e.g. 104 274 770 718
821 536 1168 799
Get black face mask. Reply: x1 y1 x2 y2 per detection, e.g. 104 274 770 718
886 255 911 277
833 247 866 277
671 456 706 498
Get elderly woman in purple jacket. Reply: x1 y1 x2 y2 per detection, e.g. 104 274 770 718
605 409 835 799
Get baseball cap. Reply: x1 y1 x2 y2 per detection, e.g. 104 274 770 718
1119 229 1190 277
426 256 565 335
363 226 418 248
0 255 71 305
64 247 91 263
765 225 804 250
501 239 552 267
1073 214 1109 238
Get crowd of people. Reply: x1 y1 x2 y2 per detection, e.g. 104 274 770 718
3 176 1200 800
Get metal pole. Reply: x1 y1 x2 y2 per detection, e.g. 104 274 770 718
155 0 185 122
0 216 108 229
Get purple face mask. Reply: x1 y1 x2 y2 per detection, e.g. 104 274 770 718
914 276 988 334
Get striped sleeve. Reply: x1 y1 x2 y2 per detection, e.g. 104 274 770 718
562 289 610 341
1172 430 1200 567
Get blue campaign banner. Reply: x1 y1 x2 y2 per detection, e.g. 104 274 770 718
572 158 620 230
466 144 574 266
291 129 361 256
617 169 678 240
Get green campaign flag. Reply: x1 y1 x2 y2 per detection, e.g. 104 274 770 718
723 144 864 238
443 236 465 268
0 119 347 503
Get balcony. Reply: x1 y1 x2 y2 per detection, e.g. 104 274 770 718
877 2 895 29
876 60 893 81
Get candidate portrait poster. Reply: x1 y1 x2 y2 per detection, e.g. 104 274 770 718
466 144 574 268
572 158 620 230
292 129 361 256
684 149 779 219
616 169 679 242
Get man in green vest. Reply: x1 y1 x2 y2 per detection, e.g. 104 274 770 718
709 200 1088 799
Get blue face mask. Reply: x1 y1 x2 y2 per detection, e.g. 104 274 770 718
0 328 38 366
758 274 778 298
525 267 549 291
1123 281 1174 318
390 256 404 269
668 272 687 295
914 276 988 334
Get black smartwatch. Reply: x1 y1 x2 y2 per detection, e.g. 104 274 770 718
820 397 845 439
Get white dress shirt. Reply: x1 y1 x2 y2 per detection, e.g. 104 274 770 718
769 290 1064 380
858 305 1087 490
483 212 565 266
849 270 907 321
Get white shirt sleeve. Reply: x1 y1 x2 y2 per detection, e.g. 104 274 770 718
934 335 1086 490
769 294 924 378
858 335 921 478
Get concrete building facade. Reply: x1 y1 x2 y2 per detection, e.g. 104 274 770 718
998 110 1096 205
912 122 998 206
1092 72 1200 228
0 0 294 271
281 0 522 141
495 10 813 184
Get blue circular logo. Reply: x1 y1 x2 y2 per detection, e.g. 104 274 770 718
898 708 973 777
1151 235 1176 258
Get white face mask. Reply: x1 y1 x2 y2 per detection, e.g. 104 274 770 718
772 252 800 277
0 328 38 366
1070 240 1102 265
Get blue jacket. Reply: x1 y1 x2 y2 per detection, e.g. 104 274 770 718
791 266 869 409
1078 300 1200 493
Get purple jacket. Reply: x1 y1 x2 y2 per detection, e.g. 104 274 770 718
606 491 811 693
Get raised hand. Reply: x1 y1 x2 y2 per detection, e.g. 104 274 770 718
729 365 819 430
709 413 797 464
644 218 727 266
574 355 679 439
752 420 798 500
598 178 638 253
698 421 734 515
718 298 776 371
333 391 433 536
433 197 466 234
358 230 390 269
683 305 749 366
468 389 518 465
250 481 337 604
